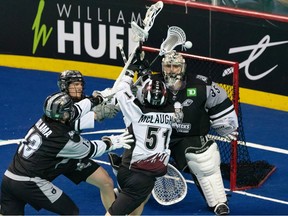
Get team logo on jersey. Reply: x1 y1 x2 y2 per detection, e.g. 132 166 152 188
172 101 191 133
187 88 197 97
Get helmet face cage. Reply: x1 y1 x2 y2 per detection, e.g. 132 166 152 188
57 70 85 93
43 92 74 121
161 51 187 91
141 79 167 107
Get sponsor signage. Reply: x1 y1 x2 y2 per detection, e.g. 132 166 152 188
0 0 287 97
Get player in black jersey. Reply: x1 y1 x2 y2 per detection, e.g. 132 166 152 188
58 70 119 131
0 92 133 215
57 70 121 210
105 74 175 216
160 51 238 215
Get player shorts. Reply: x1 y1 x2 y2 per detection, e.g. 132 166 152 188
63 158 100 184
108 165 156 215
169 135 209 171
0 172 78 215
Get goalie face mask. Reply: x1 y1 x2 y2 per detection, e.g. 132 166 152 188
57 70 85 102
137 78 167 107
162 51 186 91
43 92 75 122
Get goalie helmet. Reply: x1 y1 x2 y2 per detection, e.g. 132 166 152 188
43 92 75 121
137 78 167 107
162 51 186 91
57 70 85 100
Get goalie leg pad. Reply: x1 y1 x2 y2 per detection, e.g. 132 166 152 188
185 141 227 207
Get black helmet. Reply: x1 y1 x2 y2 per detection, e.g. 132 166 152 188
43 92 74 121
57 70 85 93
138 78 167 106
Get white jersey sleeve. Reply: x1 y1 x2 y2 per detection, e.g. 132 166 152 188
115 76 174 176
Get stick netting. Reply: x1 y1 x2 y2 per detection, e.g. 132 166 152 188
152 164 187 205
159 26 186 56
142 46 276 191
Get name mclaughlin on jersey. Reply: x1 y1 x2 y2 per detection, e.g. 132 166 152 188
138 114 173 124
35 119 52 138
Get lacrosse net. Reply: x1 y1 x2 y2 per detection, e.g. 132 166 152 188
142 46 276 191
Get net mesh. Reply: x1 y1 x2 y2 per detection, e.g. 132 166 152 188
143 46 276 190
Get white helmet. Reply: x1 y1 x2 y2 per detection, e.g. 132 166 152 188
162 51 186 91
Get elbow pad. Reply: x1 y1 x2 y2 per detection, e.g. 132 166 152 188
210 111 238 136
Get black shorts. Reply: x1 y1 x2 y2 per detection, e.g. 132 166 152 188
64 158 100 184
169 136 209 171
0 174 78 215
108 166 156 215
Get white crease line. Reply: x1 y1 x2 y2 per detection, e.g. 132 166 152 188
94 159 288 206
246 142 288 155
232 190 288 205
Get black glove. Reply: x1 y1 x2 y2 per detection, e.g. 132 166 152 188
88 95 104 108
128 48 151 77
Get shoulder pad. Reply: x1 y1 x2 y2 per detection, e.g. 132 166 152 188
195 75 209 83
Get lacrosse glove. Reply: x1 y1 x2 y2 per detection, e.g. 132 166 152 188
93 103 120 122
102 131 134 151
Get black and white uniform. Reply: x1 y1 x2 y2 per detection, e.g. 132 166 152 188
167 73 235 169
0 99 110 215
108 76 175 215
164 72 237 209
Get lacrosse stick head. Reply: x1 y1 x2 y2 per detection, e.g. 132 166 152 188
131 21 149 42
159 26 186 56
152 163 187 206
143 1 164 32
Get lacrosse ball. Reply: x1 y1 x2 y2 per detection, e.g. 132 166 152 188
184 41 193 49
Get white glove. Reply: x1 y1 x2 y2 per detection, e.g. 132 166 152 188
92 103 120 122
102 131 134 151
223 131 238 142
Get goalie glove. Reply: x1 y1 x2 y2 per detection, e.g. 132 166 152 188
102 131 134 151
223 131 239 142
210 113 239 142
92 103 120 122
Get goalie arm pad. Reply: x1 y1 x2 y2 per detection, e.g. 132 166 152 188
210 110 238 137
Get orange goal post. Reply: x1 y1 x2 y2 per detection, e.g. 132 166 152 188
142 46 276 191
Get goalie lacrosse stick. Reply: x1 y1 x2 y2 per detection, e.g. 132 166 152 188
133 26 192 87
112 1 164 90
148 26 192 68
152 163 187 206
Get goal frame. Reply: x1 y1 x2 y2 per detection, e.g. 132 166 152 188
142 46 240 191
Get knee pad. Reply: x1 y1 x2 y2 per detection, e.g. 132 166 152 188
185 141 220 177
185 141 227 207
